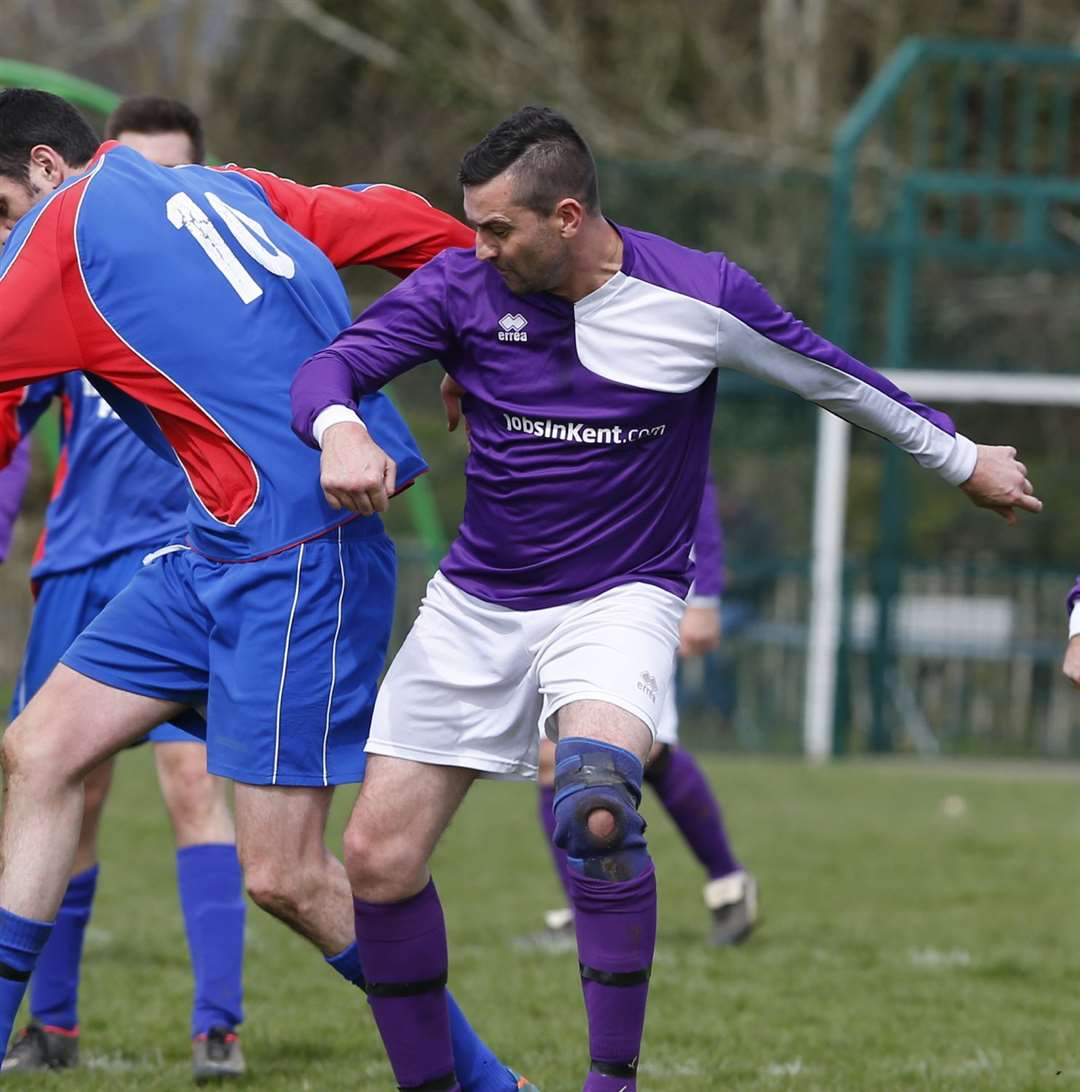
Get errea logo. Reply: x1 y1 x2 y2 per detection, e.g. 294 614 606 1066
498 313 528 342
637 670 658 703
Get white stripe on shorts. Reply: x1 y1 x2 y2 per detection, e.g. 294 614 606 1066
272 543 305 785
321 527 346 786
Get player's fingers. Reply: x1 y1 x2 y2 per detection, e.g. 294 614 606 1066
1021 478 1033 495
1015 460 1028 477
323 487 343 510
368 480 390 514
384 456 397 497
1014 493 1043 514
441 385 461 432
1004 445 1017 458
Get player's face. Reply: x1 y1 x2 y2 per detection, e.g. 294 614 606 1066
114 129 196 168
0 175 46 245
0 145 75 245
464 173 570 296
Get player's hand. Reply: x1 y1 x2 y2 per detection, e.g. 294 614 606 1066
319 421 396 515
959 445 1042 525
1063 636 1080 689
679 604 722 657
441 374 468 434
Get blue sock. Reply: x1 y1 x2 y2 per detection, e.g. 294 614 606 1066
446 992 517 1092
326 942 515 1091
0 906 53 1048
176 844 245 1038
30 866 96 1031
326 940 365 988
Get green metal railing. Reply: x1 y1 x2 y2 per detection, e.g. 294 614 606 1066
0 59 448 565
827 39 1080 752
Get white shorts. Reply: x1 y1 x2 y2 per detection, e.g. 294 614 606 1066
367 572 685 779
655 683 679 746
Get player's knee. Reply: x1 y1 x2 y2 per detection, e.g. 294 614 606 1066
552 738 650 883
2 713 75 788
161 759 226 839
243 857 308 921
343 824 420 900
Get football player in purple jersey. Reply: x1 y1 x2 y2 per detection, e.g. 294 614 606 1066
291 106 1039 1091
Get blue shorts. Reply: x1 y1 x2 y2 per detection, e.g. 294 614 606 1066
10 545 202 745
61 523 396 787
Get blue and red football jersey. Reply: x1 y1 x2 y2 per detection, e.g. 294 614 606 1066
0 374 187 580
0 143 472 560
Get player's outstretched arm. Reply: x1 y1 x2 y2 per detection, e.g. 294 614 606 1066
318 420 396 516
958 444 1042 524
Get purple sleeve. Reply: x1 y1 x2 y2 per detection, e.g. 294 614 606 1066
0 436 31 562
291 255 456 447
1068 578 1080 617
691 473 724 599
717 260 977 486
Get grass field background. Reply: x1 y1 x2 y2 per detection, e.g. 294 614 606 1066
7 752 1080 1090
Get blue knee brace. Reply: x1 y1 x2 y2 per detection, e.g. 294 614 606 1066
552 738 650 882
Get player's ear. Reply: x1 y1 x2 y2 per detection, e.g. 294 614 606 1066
28 145 67 191
554 197 585 238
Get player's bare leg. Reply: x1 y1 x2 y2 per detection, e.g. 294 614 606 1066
233 783 349 955
554 700 655 1092
344 755 477 1091
0 665 184 1052
0 666 183 920
154 742 234 846
71 758 115 875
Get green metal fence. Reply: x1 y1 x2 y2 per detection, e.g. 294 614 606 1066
827 39 1080 752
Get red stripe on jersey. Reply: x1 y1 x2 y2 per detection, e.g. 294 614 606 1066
53 173 260 526
219 167 473 277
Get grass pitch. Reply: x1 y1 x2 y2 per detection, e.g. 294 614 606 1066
8 752 1080 1090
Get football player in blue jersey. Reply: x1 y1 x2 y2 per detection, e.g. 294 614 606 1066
0 89 535 1092
0 97 249 1080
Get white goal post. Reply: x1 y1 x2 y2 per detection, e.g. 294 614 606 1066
804 371 1080 762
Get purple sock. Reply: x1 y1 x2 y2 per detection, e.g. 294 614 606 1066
538 784 573 903
647 746 739 880
353 880 459 1091
571 862 657 1092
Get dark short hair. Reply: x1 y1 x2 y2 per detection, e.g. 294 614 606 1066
458 106 600 216
0 88 99 185
106 95 204 164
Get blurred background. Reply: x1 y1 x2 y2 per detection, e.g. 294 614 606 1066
2 0 1080 760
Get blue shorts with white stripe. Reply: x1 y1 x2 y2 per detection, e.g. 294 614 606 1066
61 521 395 786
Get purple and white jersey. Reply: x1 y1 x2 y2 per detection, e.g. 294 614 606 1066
293 224 975 610
689 474 724 603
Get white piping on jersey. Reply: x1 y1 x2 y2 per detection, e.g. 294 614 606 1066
142 543 191 566
321 525 346 786
572 271 974 484
272 542 306 785
72 157 263 527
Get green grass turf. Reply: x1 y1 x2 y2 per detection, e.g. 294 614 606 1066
8 752 1080 1090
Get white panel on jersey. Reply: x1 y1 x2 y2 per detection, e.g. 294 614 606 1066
714 308 976 484
573 273 719 393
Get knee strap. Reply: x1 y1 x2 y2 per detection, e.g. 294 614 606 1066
552 738 649 882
